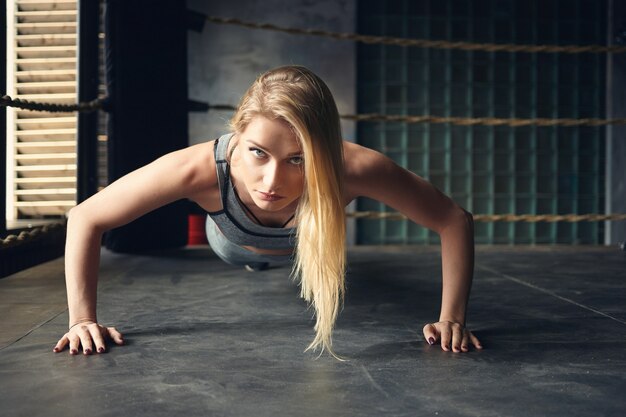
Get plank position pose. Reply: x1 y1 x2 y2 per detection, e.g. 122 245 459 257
53 65 482 357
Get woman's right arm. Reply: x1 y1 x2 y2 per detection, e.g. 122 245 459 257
53 141 218 355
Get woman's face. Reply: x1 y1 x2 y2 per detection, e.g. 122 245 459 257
234 116 304 213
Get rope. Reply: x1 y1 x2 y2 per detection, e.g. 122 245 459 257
195 106 626 127
3 97 624 127
342 114 626 127
1 223 66 249
0 95 105 113
1 213 620 250
204 15 626 54
347 212 626 222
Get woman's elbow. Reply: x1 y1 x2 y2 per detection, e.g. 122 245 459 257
462 208 474 230
67 205 86 230
66 204 104 235
439 206 474 235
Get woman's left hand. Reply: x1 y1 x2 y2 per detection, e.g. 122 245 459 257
422 321 482 353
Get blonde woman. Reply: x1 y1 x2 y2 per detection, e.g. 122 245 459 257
53 65 482 358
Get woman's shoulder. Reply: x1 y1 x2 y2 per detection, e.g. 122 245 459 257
342 140 398 202
176 139 223 210
343 140 395 177
176 139 217 170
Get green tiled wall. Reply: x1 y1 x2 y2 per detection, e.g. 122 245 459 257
356 0 606 244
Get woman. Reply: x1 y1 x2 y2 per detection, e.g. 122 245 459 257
53 65 482 358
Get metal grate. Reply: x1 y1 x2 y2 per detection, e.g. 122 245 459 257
356 0 606 244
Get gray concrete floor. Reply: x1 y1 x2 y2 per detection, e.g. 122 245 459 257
1 245 625 417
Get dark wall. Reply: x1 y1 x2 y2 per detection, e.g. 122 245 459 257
1 0 6 236
77 0 100 203
103 0 188 252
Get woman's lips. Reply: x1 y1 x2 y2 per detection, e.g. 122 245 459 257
257 191 284 201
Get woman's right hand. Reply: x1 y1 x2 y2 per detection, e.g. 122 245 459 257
53 321 124 355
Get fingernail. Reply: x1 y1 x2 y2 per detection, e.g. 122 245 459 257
462 345 468 350
70 349 77 355
97 347 105 353
53 347 58 352
84 349 92 355
428 337 435 345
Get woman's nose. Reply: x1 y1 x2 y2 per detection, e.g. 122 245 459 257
263 162 280 189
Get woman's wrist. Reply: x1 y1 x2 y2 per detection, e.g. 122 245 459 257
68 318 97 330
437 315 466 326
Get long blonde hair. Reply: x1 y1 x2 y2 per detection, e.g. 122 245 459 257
230 66 346 357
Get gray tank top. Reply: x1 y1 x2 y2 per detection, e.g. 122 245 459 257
207 133 296 250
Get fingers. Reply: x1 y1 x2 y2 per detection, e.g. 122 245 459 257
88 324 107 354
106 327 125 346
53 335 69 353
439 323 452 351
461 331 470 352
469 331 483 350
76 324 94 355
450 323 464 352
424 321 481 353
68 332 81 355
55 323 124 355
422 323 438 346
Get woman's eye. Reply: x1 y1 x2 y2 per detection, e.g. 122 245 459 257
289 156 303 165
250 148 266 158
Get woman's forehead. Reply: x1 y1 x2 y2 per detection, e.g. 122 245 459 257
241 117 302 152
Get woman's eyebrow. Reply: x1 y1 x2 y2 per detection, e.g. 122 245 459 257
245 139 302 156
244 139 268 151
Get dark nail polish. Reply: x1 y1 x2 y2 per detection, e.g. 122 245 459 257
70 349 77 355
97 347 104 353
428 337 435 345
84 349 92 355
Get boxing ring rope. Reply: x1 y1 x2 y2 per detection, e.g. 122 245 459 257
0 223 65 248
347 212 626 222
200 15 626 54
3 96 626 128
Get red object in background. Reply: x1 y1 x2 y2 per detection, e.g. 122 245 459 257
188 214 208 245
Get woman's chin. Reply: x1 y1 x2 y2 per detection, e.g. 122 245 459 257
252 197 297 213
252 198 286 212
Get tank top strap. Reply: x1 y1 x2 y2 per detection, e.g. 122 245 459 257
213 133 235 207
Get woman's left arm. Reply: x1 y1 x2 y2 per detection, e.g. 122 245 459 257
345 143 482 352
